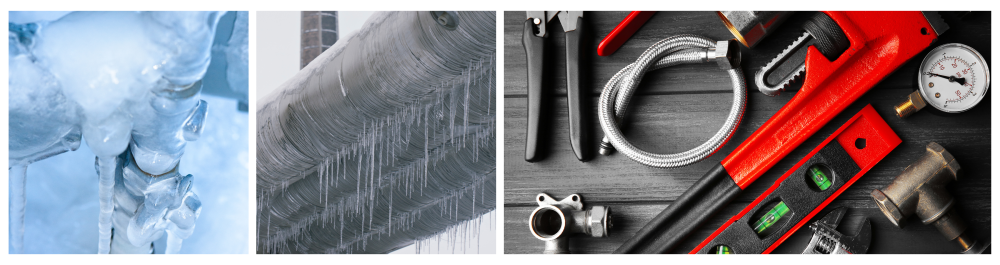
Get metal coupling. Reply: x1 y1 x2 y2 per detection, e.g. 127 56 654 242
705 39 741 70
529 193 612 254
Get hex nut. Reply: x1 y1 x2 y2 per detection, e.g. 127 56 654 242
927 142 961 179
714 39 741 70
587 206 611 237
871 189 904 228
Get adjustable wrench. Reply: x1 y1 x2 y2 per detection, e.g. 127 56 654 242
523 11 589 162
802 207 871 254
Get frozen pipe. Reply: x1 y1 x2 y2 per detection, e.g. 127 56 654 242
256 11 496 253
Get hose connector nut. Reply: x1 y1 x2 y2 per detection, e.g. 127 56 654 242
713 39 741 70
587 206 611 237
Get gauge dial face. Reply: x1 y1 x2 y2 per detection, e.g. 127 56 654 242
918 43 990 113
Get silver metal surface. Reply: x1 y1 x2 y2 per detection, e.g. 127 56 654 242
556 11 583 32
755 32 811 96
801 208 871 254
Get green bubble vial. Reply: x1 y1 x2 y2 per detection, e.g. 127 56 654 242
712 245 732 254
753 201 790 234
808 165 832 191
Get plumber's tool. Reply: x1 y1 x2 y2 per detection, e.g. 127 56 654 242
800 207 871 254
597 11 656 56
692 105 897 254
895 43 991 118
529 193 611 254
523 11 590 162
615 12 946 254
597 35 745 167
717 11 792 49
871 142 990 254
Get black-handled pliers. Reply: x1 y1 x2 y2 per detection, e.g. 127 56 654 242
523 11 589 162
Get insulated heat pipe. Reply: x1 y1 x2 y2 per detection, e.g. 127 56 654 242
256 11 496 254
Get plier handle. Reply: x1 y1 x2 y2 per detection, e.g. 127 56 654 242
523 11 589 162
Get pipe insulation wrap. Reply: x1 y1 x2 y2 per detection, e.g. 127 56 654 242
599 35 746 168
256 11 496 254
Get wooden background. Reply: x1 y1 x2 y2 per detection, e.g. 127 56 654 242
503 11 991 254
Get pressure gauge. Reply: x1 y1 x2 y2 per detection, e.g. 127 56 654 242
896 43 990 118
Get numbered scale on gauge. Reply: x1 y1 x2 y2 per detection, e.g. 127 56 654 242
895 43 990 118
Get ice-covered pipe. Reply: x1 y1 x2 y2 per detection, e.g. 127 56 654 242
11 11 223 254
256 11 496 253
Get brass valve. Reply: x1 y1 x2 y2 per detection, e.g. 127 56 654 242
871 142 985 253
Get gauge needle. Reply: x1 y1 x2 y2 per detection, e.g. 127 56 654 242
926 72 967 85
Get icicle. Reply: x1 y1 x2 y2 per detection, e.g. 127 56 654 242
165 231 183 254
9 165 28 254
96 155 116 254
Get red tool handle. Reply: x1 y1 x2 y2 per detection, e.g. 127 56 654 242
597 11 656 56
692 105 901 254
722 11 939 189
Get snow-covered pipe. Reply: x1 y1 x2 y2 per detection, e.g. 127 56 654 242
256 11 496 253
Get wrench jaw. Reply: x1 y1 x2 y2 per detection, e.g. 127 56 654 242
755 32 811 96
802 208 872 254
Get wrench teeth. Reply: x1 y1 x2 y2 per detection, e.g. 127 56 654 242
756 32 812 96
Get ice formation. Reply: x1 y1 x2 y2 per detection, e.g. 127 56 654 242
256 11 497 254
9 11 245 254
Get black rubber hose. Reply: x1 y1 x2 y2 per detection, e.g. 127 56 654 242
614 163 743 253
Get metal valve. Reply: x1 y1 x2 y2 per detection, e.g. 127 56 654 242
528 193 611 254
871 142 989 253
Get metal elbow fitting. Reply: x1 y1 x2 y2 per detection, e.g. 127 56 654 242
871 142 982 253
529 193 611 254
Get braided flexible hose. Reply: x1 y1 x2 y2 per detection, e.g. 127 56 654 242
598 34 746 168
